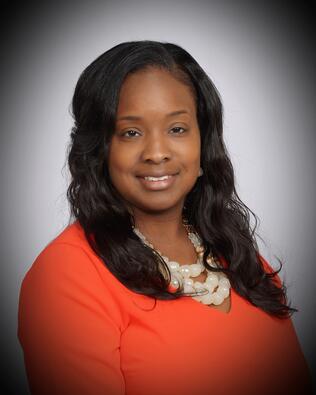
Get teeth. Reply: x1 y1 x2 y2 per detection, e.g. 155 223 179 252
144 175 172 181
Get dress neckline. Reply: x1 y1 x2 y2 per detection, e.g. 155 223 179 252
186 285 235 317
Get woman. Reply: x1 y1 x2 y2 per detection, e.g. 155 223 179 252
18 40 313 395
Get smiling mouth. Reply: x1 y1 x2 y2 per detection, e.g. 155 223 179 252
136 173 178 190
142 175 173 181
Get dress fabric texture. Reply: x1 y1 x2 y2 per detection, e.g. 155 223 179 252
18 221 313 395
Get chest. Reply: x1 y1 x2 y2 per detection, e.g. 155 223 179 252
191 269 231 313
120 293 304 395
157 241 231 313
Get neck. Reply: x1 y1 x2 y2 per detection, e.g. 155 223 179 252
132 207 187 246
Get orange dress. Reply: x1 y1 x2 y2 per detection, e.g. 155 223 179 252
18 221 313 395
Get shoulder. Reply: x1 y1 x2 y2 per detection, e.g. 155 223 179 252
46 220 90 250
258 253 283 288
18 221 135 340
25 220 97 281
219 253 283 288
20 221 132 311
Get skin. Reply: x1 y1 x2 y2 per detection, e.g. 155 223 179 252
108 67 230 313
108 67 201 245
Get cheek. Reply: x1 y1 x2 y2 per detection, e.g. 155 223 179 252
182 139 201 168
108 144 139 195
108 142 133 174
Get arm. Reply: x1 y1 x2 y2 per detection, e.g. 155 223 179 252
18 243 126 395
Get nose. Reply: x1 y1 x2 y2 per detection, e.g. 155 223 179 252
141 132 171 164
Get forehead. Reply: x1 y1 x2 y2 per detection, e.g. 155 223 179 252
116 68 196 116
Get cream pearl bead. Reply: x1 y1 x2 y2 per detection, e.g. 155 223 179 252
189 263 203 277
201 292 214 305
196 245 204 253
184 285 195 293
212 292 225 305
168 261 179 272
207 257 218 268
205 273 218 288
132 224 231 306
179 265 191 278
206 256 214 264
188 233 201 245
217 286 230 298
183 278 194 287
193 281 205 290
218 277 231 289
170 276 180 289
204 282 216 293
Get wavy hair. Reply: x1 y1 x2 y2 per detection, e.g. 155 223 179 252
66 40 296 318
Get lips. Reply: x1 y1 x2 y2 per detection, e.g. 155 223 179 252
136 172 179 191
143 175 173 181
136 171 179 178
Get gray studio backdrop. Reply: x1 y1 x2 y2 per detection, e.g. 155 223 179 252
1 1 315 394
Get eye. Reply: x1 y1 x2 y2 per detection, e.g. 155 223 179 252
170 127 186 134
120 127 187 138
121 129 141 138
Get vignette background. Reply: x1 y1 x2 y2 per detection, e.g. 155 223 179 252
1 1 315 393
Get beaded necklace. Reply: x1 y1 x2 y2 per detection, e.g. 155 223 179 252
132 220 231 306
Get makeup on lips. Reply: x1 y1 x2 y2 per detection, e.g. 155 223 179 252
136 173 179 191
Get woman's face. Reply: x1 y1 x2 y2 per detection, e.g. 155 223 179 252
108 67 201 215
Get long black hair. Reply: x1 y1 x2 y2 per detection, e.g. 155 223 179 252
66 40 296 318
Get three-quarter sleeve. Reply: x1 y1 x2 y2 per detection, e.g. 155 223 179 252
18 242 126 395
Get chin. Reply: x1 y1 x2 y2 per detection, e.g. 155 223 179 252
136 199 183 214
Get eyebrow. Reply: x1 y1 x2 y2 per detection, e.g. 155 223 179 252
117 110 189 121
